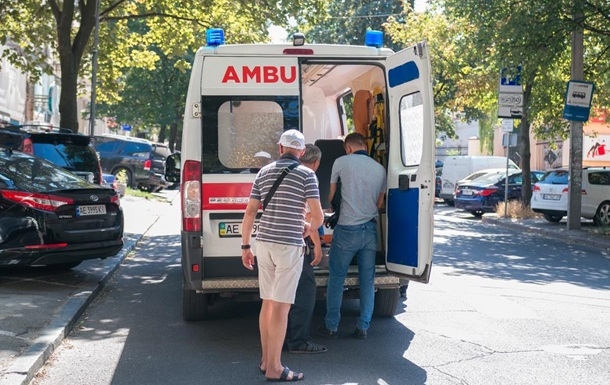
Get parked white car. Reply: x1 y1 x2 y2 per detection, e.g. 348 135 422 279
532 168 610 225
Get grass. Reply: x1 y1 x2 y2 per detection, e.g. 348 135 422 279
494 200 540 219
124 187 169 202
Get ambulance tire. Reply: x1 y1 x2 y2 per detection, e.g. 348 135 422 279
183 289 209 321
373 288 400 318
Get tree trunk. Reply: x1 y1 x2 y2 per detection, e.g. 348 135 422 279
169 121 179 152
52 0 96 133
158 124 167 143
520 83 533 207
58 56 80 132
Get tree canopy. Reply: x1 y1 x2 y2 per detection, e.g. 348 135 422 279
0 0 325 132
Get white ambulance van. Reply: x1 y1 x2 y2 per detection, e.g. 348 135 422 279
166 28 436 320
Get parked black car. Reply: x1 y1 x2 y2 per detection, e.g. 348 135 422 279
91 134 169 192
0 147 124 269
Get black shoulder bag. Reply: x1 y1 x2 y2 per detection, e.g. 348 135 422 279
262 163 299 210
326 176 341 229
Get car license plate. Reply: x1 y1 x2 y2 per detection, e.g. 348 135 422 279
76 204 107 216
462 189 473 196
219 222 259 238
542 194 561 200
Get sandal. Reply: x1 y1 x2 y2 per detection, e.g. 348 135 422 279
288 341 327 354
266 366 304 382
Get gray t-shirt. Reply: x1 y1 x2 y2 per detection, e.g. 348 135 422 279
330 152 386 226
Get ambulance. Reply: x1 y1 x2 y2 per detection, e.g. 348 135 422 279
165 28 436 321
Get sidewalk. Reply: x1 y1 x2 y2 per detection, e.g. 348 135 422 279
0 192 178 385
483 214 610 250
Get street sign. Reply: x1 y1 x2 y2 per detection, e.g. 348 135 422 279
121 124 132 132
502 133 518 148
501 119 513 132
498 67 523 119
498 105 523 119
499 66 522 93
562 80 595 122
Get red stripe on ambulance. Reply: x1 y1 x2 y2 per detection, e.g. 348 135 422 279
221 65 297 84
202 182 254 210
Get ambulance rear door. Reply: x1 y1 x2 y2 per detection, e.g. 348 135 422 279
384 42 435 283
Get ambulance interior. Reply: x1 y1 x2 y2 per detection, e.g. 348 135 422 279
300 62 387 210
300 63 388 265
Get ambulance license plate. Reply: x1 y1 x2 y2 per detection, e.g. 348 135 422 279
76 204 106 216
219 222 259 238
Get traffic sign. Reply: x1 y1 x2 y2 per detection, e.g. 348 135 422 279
563 80 595 122
499 66 522 93
501 119 513 132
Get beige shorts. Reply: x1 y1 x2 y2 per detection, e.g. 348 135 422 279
255 240 304 304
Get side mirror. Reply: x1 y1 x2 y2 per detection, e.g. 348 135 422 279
164 152 181 183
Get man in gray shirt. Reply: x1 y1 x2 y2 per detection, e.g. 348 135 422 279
318 132 386 340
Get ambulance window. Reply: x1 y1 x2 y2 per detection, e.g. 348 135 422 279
218 100 285 169
399 92 424 167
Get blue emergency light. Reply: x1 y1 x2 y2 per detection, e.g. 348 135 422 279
206 28 225 46
365 30 383 48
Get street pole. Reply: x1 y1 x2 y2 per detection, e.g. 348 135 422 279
505 133 509 218
567 7 584 231
89 0 100 136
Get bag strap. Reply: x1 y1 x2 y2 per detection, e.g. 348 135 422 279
262 162 298 211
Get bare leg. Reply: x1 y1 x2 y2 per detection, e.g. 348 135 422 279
265 301 294 379
259 299 272 372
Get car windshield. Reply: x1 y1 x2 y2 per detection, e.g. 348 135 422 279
0 150 95 191
539 170 569 184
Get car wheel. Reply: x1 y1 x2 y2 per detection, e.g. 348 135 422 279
470 210 483 218
113 168 133 189
373 288 400 317
183 288 210 321
594 201 610 226
543 213 563 223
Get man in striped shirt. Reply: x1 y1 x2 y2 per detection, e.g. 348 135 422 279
241 129 324 382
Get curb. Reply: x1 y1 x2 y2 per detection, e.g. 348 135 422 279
0 221 158 385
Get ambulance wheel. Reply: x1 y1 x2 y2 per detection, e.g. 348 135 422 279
373 288 400 318
183 288 209 321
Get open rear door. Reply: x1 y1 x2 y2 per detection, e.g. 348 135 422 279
384 42 435 283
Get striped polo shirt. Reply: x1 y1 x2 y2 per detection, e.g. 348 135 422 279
251 154 320 246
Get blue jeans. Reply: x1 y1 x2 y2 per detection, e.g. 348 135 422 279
324 221 377 331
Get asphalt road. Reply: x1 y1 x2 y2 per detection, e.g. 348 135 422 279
21 201 610 385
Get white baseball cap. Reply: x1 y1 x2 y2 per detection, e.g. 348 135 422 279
278 129 305 150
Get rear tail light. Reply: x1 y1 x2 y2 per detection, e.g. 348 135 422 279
533 185 540 192
1 190 74 212
182 160 202 232
25 243 68 249
143 159 152 171
110 194 120 206
563 187 569 193
480 188 498 197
